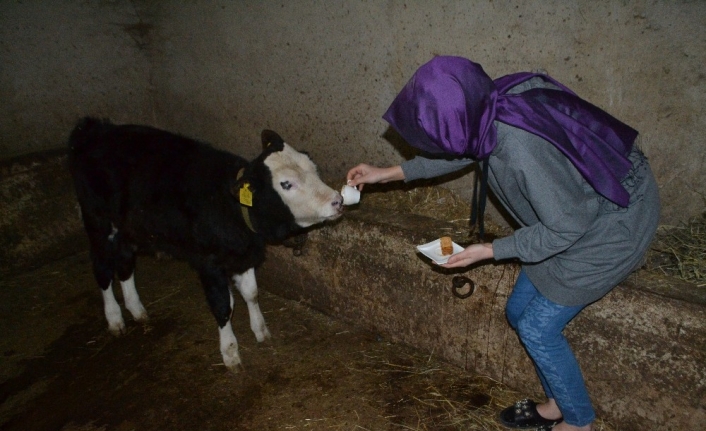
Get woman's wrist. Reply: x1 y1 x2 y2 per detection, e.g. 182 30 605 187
483 242 494 259
385 165 405 182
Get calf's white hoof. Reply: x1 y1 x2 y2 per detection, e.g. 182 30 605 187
254 325 271 343
221 345 242 373
219 322 241 372
108 320 126 336
130 308 149 323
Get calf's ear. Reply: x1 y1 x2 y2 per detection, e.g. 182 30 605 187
261 130 285 151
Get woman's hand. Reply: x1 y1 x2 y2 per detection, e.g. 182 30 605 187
440 243 494 268
346 164 404 190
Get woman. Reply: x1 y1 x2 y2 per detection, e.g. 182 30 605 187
346 56 660 431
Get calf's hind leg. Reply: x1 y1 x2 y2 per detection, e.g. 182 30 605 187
233 268 271 342
114 233 148 323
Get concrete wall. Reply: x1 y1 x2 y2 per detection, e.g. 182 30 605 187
1 1 704 224
0 1 156 151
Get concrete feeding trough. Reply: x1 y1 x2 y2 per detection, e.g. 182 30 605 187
258 188 706 431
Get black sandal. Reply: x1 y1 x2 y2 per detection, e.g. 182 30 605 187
499 399 563 429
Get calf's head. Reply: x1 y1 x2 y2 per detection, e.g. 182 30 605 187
236 130 343 240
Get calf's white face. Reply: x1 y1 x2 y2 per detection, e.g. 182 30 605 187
264 143 343 227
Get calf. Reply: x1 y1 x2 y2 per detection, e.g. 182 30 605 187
68 117 343 371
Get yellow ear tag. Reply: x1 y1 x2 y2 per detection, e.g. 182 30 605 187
239 183 253 207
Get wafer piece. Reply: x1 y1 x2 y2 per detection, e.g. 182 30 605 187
440 236 453 256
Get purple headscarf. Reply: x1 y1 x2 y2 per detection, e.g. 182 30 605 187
383 56 637 207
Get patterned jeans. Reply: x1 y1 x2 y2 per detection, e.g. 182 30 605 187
506 270 596 426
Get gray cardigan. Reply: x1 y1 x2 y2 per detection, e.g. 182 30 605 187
400 83 660 306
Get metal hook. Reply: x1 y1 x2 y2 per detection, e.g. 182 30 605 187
451 276 475 299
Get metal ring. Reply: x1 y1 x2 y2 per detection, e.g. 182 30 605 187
283 233 307 257
451 276 475 299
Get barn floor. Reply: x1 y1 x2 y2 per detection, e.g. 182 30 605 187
0 252 546 431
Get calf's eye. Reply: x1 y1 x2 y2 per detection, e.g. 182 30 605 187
280 181 292 190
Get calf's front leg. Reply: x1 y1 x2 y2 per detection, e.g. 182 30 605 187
233 268 271 342
198 264 241 372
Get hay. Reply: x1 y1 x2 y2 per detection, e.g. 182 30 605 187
360 185 509 243
346 348 617 431
648 213 706 287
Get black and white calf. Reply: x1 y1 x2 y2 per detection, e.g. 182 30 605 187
68 117 343 371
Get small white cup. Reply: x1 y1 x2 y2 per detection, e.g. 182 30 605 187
341 184 361 205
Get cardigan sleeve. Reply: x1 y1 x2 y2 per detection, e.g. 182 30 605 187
400 156 475 182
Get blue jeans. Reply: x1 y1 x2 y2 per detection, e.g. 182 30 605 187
506 270 596 426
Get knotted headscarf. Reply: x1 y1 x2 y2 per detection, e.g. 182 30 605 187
383 56 637 207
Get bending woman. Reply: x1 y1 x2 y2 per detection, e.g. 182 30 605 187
347 56 660 431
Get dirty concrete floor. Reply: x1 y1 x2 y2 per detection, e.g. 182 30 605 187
0 252 539 431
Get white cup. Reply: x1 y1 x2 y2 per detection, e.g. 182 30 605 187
341 184 361 205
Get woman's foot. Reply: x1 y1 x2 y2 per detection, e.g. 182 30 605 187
551 422 592 431
536 399 592 431
498 399 562 428
536 399 563 421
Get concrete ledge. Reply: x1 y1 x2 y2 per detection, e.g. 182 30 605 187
258 207 706 431
0 149 85 277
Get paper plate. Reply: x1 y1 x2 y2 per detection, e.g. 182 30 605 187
416 239 464 264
